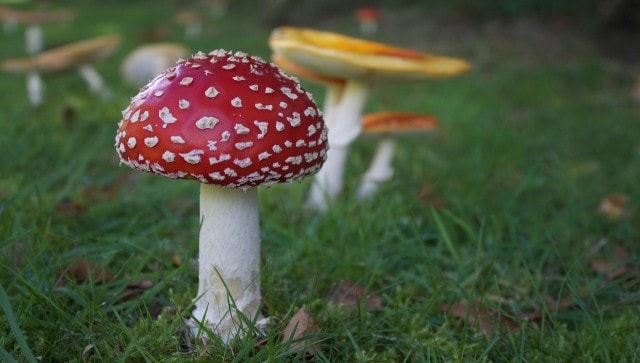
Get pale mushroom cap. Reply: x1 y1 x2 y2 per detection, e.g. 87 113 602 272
362 111 439 135
0 6 77 25
121 42 190 87
269 26 471 83
2 35 121 73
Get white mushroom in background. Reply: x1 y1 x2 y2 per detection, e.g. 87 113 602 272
269 26 470 211
115 50 328 343
1 35 120 106
121 43 189 88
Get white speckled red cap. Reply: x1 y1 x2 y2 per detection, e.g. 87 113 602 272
115 49 328 188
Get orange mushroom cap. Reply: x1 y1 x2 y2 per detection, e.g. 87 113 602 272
362 111 439 135
269 26 470 83
2 35 120 73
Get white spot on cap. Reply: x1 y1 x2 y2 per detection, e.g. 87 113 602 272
207 140 217 151
180 150 204 164
220 131 231 141
285 156 302 165
258 151 271 160
209 172 225 180
154 90 164 97
287 112 301 127
234 158 252 168
235 141 253 150
255 103 273 111
222 63 236 70
209 153 231 164
307 124 317 136
140 110 149 122
275 122 285 131
196 116 219 129
272 144 282 153
127 137 137 148
234 123 249 134
171 135 185 144
304 106 317 117
231 97 242 108
254 121 268 139
130 110 140 123
179 99 190 109
279 101 288 109
249 84 259 91
143 124 153 132
180 77 193 85
162 151 176 162
224 168 237 177
159 107 177 124
205 87 219 98
232 75 245 81
264 87 274 94
281 87 298 100
295 139 306 147
284 140 292 148
144 137 159 147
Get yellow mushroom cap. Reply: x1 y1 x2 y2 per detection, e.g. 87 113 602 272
362 111 439 135
2 35 121 73
269 26 471 83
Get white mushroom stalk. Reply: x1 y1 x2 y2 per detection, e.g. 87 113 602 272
26 71 43 106
356 137 395 200
114 50 328 343
25 25 42 54
192 185 261 341
78 64 112 99
306 80 369 210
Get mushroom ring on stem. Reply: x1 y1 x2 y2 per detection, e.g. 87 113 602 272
115 50 328 343
269 26 470 211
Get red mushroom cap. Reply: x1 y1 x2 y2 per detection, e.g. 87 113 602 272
115 49 328 188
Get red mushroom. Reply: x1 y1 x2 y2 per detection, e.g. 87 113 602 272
354 6 380 36
114 50 328 342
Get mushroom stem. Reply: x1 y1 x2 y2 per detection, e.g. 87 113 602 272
26 70 43 106
25 25 42 54
77 64 111 99
306 80 369 210
191 184 262 343
305 144 349 211
323 83 345 127
356 137 395 199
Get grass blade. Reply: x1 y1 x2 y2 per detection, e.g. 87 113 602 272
0 283 37 363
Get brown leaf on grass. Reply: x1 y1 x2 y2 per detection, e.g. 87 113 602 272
417 183 445 208
440 299 519 336
118 279 155 302
282 308 320 356
55 260 113 287
598 194 628 219
330 282 383 312
55 198 87 217
590 243 637 281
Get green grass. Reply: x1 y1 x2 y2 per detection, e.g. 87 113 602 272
2 0 640 361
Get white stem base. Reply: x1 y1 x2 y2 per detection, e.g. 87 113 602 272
306 80 370 211
25 25 42 54
190 185 262 343
305 144 349 211
78 64 112 100
27 71 43 106
356 138 396 200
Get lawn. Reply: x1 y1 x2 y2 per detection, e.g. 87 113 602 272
1 0 640 361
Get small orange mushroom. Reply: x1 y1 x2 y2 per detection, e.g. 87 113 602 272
358 112 439 199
